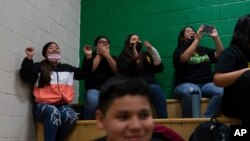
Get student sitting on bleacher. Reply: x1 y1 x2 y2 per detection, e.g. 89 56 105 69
117 34 168 119
19 42 92 141
173 25 224 118
82 36 117 120
214 14 250 126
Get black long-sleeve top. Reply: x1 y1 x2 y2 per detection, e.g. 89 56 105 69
117 52 163 84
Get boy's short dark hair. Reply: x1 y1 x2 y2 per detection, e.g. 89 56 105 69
97 75 151 115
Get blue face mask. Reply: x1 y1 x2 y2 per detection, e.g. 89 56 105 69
47 54 61 63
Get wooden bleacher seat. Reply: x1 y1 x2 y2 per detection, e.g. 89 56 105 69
36 98 237 141
70 98 214 119
36 118 240 141
167 98 213 118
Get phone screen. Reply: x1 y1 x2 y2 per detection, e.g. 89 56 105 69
203 25 214 34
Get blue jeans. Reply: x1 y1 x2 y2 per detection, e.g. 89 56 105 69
149 84 168 118
33 104 78 141
173 82 223 118
83 89 100 120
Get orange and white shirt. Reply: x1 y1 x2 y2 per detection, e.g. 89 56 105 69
20 58 92 104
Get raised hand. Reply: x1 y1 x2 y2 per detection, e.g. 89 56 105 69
196 25 204 40
83 45 92 59
143 40 153 51
96 46 110 58
209 27 219 38
132 42 139 59
25 47 34 60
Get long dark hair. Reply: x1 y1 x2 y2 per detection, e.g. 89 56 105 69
38 42 58 88
118 33 144 63
118 34 136 61
230 14 250 52
177 26 196 48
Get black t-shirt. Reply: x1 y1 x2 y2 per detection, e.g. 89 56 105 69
173 45 216 85
117 51 163 84
213 46 248 117
84 54 117 90
214 46 248 89
214 46 248 73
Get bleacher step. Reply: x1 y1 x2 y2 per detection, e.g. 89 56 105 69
167 98 213 118
36 118 241 141
36 98 228 140
71 98 214 119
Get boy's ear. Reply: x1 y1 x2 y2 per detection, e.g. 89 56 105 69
95 110 104 130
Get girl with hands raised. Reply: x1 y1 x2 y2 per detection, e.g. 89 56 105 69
82 36 117 120
173 25 224 118
19 42 92 141
117 34 168 118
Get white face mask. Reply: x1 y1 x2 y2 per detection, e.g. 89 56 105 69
47 54 61 63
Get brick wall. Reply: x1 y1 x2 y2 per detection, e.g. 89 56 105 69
80 0 250 101
0 0 81 140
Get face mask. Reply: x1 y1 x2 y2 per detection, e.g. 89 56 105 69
47 54 61 63
131 41 142 52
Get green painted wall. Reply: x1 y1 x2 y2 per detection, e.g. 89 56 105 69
79 0 250 103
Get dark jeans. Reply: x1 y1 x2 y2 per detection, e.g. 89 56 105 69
33 104 78 141
149 84 168 118
83 89 100 120
174 82 223 118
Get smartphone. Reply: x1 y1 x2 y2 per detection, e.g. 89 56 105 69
203 25 214 34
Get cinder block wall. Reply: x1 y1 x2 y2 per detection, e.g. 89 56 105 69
0 0 81 140
80 0 250 102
